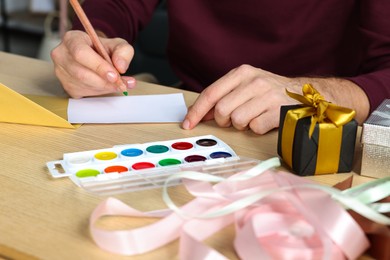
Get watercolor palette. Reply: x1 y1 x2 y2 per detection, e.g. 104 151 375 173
46 135 259 194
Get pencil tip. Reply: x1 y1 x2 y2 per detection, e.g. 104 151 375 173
123 91 128 96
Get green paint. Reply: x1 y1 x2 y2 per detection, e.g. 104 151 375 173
76 169 100 178
158 158 181 166
146 145 169 154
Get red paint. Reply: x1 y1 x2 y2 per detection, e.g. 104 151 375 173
172 142 193 150
132 162 155 170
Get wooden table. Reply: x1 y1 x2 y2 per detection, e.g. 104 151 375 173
0 52 373 259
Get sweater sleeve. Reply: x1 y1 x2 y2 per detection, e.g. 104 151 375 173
71 0 160 43
346 0 390 112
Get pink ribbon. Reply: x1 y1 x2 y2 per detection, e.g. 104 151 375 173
89 161 369 259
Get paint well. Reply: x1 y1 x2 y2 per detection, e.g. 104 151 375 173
196 138 217 147
67 155 91 165
94 151 117 160
171 142 193 150
132 162 155 170
210 151 232 159
104 165 128 174
158 158 182 166
184 155 207 162
146 145 169 154
76 169 100 178
121 148 143 157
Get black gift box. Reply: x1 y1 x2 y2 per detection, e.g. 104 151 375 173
277 105 358 176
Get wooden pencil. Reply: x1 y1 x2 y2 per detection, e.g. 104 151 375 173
69 0 128 95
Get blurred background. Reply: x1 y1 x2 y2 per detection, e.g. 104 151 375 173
0 0 179 86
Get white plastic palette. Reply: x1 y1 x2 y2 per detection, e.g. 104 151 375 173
46 135 259 195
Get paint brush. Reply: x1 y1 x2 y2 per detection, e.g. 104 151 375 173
69 0 128 96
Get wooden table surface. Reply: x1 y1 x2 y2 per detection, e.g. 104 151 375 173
0 52 374 259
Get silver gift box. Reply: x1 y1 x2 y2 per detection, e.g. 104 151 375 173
361 99 390 178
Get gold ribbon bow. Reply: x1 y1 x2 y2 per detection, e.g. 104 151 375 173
281 84 356 174
286 84 356 138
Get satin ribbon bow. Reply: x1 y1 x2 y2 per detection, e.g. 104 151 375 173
286 84 356 137
87 158 390 259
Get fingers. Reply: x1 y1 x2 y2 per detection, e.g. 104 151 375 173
54 60 115 98
65 33 128 87
122 76 137 90
229 97 262 131
51 30 135 97
102 37 134 74
183 65 249 130
213 84 254 128
249 110 281 135
230 94 282 134
183 64 295 134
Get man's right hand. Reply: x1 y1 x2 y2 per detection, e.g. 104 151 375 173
51 30 136 98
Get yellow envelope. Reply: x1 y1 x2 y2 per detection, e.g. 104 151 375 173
0 82 75 128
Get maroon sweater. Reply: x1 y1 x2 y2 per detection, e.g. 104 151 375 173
74 0 390 112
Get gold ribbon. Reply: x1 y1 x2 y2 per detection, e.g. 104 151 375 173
281 84 356 174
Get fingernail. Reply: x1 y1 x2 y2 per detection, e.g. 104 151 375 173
182 119 190 130
126 78 136 89
107 72 117 83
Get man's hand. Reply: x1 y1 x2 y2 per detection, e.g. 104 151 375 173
51 30 136 98
182 64 370 134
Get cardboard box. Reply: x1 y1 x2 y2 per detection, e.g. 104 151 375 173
278 105 358 176
361 99 390 178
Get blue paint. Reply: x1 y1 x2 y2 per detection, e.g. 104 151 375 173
121 148 143 157
210 151 232 159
